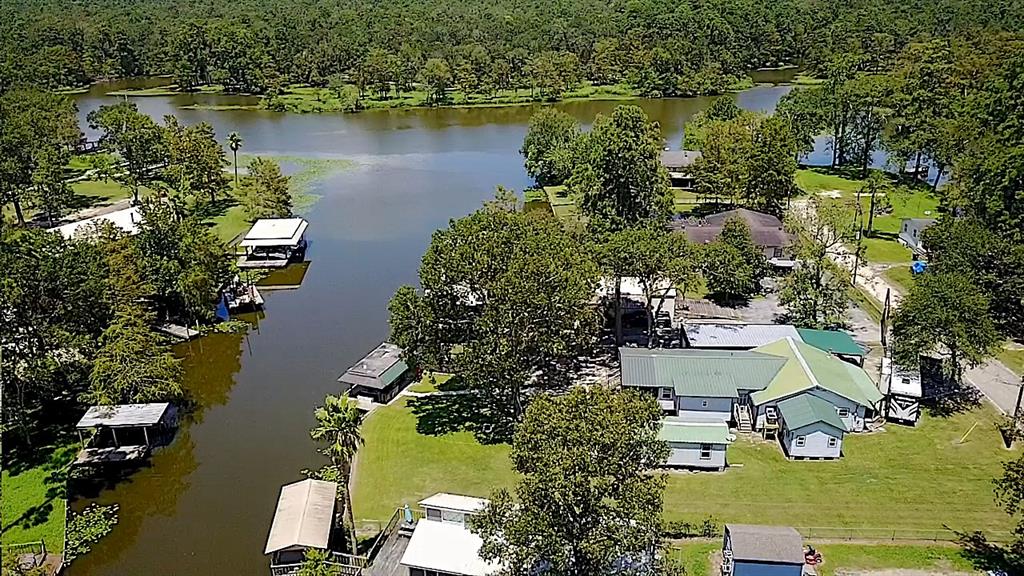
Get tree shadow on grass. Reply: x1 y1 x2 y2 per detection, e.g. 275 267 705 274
190 196 238 221
955 530 1023 574
921 357 982 417
406 391 513 445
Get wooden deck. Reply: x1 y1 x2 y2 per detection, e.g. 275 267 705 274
74 445 149 465
237 255 292 269
363 529 412 576
155 323 200 341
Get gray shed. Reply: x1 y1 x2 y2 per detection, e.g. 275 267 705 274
777 394 845 459
723 524 805 576
658 418 732 470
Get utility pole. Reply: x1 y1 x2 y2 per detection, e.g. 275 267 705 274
1014 375 1024 422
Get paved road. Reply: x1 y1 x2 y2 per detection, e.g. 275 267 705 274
966 360 1023 415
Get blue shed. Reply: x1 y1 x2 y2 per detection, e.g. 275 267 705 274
723 524 805 576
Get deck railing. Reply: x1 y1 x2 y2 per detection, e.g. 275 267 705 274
270 552 366 576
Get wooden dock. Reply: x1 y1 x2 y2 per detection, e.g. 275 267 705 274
155 323 200 341
74 445 149 466
237 255 292 269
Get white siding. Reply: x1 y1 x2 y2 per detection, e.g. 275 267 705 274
676 396 732 422
782 423 843 459
665 442 727 469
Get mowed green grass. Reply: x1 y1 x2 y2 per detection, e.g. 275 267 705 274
668 542 979 576
352 399 1015 536
796 169 865 196
664 405 1015 533
1 444 77 552
998 347 1024 376
883 265 917 294
351 398 515 527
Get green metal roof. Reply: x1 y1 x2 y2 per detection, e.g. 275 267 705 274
658 417 732 444
749 338 883 407
797 328 865 357
619 348 785 397
777 394 846 431
379 360 410 387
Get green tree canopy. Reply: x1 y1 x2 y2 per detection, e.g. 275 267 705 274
87 100 166 203
521 108 580 187
241 156 292 220
473 386 670 576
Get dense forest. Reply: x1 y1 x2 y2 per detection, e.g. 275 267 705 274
3 0 1024 97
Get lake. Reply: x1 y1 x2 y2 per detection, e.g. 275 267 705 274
68 79 803 576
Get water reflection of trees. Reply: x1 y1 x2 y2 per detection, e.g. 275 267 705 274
66 331 245 574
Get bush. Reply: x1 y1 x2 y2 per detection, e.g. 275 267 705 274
663 516 721 539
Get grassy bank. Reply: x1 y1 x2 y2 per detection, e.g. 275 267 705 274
998 347 1024 376
1 443 77 553
352 394 1015 535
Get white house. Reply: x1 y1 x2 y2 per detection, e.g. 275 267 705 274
897 218 936 256
54 206 142 240
400 493 498 576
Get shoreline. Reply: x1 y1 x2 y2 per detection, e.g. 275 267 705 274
93 77 782 115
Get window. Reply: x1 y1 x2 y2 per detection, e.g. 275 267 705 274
659 387 673 401
828 437 838 448
773 247 784 258
837 407 850 418
795 436 806 447
441 510 465 525
700 444 712 460
701 399 709 408
426 508 441 521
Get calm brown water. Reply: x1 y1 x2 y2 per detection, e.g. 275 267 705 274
67 79 799 576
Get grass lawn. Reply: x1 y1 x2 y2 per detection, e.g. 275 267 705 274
1 444 77 553
860 237 913 263
663 405 1016 535
351 397 515 528
668 542 718 575
997 347 1024 376
815 543 978 575
884 265 917 294
796 169 866 196
68 179 145 208
408 372 454 394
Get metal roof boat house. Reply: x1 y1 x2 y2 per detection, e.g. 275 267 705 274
239 218 309 269
264 479 367 575
338 342 412 405
722 524 807 576
74 403 177 466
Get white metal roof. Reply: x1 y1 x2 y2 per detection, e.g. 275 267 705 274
264 479 338 554
55 207 142 240
684 323 801 349
400 519 498 576
418 493 489 514
76 403 171 428
881 357 922 398
598 277 677 299
240 218 309 247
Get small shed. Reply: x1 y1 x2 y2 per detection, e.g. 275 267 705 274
723 524 805 576
660 150 702 190
264 479 338 566
337 342 411 404
777 394 845 459
684 323 801 350
881 357 922 425
74 403 176 465
659 418 733 470
419 493 488 526
796 328 866 366
238 218 309 268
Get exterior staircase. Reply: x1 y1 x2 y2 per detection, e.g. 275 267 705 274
735 405 752 433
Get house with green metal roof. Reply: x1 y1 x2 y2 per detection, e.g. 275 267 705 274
776 394 845 459
337 342 411 404
618 347 785 423
658 417 733 470
796 328 867 366
749 338 883 434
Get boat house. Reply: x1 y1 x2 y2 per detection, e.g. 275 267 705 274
74 403 177 465
239 218 309 268
338 342 411 405
722 524 806 576
660 418 733 470
264 479 359 574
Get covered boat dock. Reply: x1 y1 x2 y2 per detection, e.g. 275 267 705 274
238 218 309 269
74 403 177 465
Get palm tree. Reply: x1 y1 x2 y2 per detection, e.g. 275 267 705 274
310 394 364 556
227 132 243 188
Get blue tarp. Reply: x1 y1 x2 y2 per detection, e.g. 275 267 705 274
911 261 927 274
215 294 230 321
